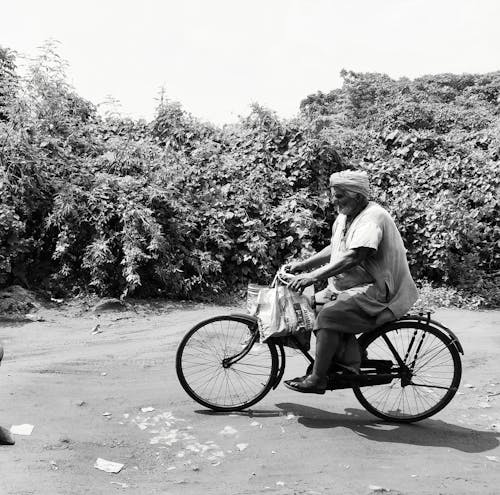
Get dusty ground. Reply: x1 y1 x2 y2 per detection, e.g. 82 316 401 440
0 301 499 495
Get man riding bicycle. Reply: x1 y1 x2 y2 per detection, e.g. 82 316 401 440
283 169 418 394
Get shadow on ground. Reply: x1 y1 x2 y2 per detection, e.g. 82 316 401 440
197 404 499 454
276 402 500 453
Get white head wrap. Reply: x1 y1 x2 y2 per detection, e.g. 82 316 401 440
329 170 371 198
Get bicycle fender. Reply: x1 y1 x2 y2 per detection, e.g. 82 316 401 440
229 313 259 328
272 342 287 390
229 313 286 389
391 314 464 355
229 313 288 387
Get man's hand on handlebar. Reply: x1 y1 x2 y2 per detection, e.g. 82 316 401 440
283 261 305 274
280 262 316 293
287 273 315 294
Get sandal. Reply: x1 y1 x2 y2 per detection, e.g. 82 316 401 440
283 377 326 395
286 374 308 383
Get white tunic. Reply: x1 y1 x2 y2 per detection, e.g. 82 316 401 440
328 201 418 319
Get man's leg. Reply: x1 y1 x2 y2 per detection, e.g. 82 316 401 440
308 329 340 387
284 329 340 392
284 295 374 393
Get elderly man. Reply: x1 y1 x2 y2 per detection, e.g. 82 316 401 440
284 169 418 394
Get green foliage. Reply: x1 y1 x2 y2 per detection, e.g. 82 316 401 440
146 103 340 297
0 43 498 306
0 46 17 121
0 41 103 290
413 280 484 311
303 71 500 305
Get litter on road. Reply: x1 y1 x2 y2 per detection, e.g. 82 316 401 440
368 485 389 492
110 481 129 488
94 458 125 473
219 426 238 436
10 424 34 436
91 324 103 335
140 407 155 412
25 313 45 322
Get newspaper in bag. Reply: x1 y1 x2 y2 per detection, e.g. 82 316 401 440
255 283 315 347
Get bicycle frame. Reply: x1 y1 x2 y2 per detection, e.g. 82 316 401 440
229 311 464 391
228 313 394 390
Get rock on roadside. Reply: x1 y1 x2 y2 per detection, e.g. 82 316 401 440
92 298 126 314
0 285 39 318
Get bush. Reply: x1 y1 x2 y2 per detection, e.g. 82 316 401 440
0 44 498 306
303 71 500 305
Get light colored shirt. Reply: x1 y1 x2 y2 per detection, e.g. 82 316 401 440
328 201 418 318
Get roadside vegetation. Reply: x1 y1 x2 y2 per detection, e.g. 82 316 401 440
1 43 498 307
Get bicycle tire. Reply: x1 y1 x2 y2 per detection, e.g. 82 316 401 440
353 321 462 423
176 315 279 412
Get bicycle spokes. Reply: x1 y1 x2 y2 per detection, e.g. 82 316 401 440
176 316 278 411
354 324 461 422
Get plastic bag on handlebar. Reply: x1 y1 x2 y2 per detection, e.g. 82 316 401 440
252 272 315 350
246 283 268 314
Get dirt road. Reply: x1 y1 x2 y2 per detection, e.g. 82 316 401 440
0 302 499 495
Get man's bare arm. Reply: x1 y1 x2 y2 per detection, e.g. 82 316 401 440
289 244 332 272
288 247 374 292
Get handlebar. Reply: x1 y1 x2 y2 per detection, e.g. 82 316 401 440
275 266 295 286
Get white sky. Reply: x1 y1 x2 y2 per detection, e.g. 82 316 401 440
2 0 499 124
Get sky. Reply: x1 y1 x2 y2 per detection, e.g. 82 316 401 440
2 0 500 125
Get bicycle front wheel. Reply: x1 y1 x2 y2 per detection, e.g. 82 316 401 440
353 322 462 422
176 315 279 412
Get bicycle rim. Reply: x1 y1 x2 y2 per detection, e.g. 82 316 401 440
176 316 278 411
354 323 462 422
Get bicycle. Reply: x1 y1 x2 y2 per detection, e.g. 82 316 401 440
176 281 464 423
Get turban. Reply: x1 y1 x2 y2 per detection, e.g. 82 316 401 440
329 170 371 198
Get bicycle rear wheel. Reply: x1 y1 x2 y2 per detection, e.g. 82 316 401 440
176 315 279 412
353 321 462 422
